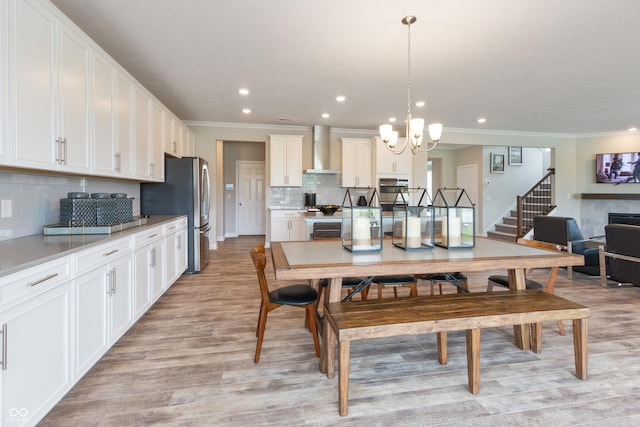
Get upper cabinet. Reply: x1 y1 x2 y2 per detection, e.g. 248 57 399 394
8 0 91 173
269 134 302 187
2 0 190 181
340 138 372 188
373 136 413 177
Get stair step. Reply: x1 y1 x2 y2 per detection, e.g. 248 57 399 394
487 230 518 242
503 217 518 226
495 223 517 234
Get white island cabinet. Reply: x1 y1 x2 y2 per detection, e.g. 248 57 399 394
270 210 307 243
0 216 187 426
0 257 73 427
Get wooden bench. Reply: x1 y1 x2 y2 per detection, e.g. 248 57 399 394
324 290 590 416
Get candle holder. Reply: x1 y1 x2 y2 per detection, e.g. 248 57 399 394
341 188 383 252
392 188 434 250
432 187 475 249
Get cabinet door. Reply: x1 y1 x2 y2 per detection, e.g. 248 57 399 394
109 255 133 342
0 0 6 165
115 72 133 176
57 22 90 173
374 136 412 175
133 246 151 319
150 102 165 181
74 266 109 377
9 0 57 169
1 284 72 426
134 88 151 180
356 139 372 187
270 218 290 242
92 53 116 176
151 239 165 301
269 135 302 186
341 138 372 187
165 231 178 287
290 218 307 241
176 226 188 275
164 114 180 156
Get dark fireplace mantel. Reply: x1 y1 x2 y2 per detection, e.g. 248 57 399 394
580 193 640 200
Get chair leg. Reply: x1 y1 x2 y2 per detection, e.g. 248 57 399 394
306 304 321 357
556 320 566 336
254 306 269 363
256 300 265 337
487 280 495 292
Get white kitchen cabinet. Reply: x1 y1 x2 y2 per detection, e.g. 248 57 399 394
270 210 306 242
134 87 152 180
164 113 182 157
0 268 72 427
0 1 8 165
114 72 134 177
150 101 165 181
373 136 413 176
340 138 372 188
74 240 133 378
92 52 117 177
133 225 165 309
8 0 91 174
164 219 188 286
269 135 302 187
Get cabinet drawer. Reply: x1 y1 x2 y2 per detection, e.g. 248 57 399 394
271 210 305 219
0 256 72 310
164 217 187 233
132 225 164 249
74 237 132 276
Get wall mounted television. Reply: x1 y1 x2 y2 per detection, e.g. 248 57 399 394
596 152 640 183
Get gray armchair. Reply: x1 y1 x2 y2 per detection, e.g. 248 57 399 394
533 216 603 279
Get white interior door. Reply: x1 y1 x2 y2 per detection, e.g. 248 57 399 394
456 164 479 234
237 161 266 235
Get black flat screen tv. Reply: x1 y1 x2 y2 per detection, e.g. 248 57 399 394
596 152 640 183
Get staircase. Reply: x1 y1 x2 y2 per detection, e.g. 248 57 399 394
487 168 556 242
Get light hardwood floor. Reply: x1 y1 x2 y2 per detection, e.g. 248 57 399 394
40 236 640 426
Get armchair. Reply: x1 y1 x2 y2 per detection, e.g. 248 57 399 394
533 216 602 279
599 224 640 288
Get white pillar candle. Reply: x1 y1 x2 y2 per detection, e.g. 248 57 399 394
449 216 462 246
406 216 422 248
353 217 371 246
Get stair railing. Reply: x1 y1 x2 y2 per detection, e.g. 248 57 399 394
516 167 556 238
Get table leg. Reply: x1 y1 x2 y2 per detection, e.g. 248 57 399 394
573 318 588 380
326 321 336 379
466 328 481 394
338 340 351 416
508 268 531 350
321 277 343 374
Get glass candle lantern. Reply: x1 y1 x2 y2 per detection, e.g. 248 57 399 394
392 188 434 250
341 188 383 252
432 187 475 249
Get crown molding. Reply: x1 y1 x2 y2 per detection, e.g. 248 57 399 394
183 121 309 132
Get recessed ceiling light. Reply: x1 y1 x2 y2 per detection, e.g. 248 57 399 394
389 117 397 123
335 95 346 102
628 127 638 132
415 101 425 107
322 113 330 119
242 108 251 114
477 118 487 124
238 88 249 95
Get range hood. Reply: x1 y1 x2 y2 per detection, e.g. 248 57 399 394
305 125 341 174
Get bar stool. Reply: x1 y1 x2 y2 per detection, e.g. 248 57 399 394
369 275 418 299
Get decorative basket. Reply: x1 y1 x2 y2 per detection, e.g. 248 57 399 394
60 198 97 226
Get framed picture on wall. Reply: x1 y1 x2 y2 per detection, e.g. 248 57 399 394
509 146 523 165
491 153 505 173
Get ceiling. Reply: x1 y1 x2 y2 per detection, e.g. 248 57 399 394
50 0 640 136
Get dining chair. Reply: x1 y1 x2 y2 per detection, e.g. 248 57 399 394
250 244 321 362
369 275 418 299
415 272 469 295
486 238 565 335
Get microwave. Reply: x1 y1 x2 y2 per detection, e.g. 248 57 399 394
379 178 409 208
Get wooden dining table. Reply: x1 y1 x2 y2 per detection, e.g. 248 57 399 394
270 237 585 372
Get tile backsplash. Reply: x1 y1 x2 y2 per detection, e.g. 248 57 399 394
269 173 346 207
0 170 140 241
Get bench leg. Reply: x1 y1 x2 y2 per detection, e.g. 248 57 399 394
573 318 588 380
530 322 542 353
466 328 481 394
326 322 336 379
338 340 351 416
436 332 448 365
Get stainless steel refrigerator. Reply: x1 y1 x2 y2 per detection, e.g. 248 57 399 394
140 157 211 273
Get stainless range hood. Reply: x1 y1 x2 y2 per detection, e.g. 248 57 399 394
305 125 341 174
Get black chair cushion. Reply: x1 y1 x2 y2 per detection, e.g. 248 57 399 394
488 275 544 291
269 284 318 306
372 275 417 285
319 277 366 288
418 272 467 281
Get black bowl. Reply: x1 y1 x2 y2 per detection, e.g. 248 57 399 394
319 205 340 216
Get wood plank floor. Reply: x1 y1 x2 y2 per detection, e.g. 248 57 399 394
40 236 640 426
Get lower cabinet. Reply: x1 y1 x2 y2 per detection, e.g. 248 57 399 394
0 216 187 426
1 283 72 427
74 253 132 379
270 211 306 242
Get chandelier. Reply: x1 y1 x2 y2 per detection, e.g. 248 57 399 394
379 16 443 154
